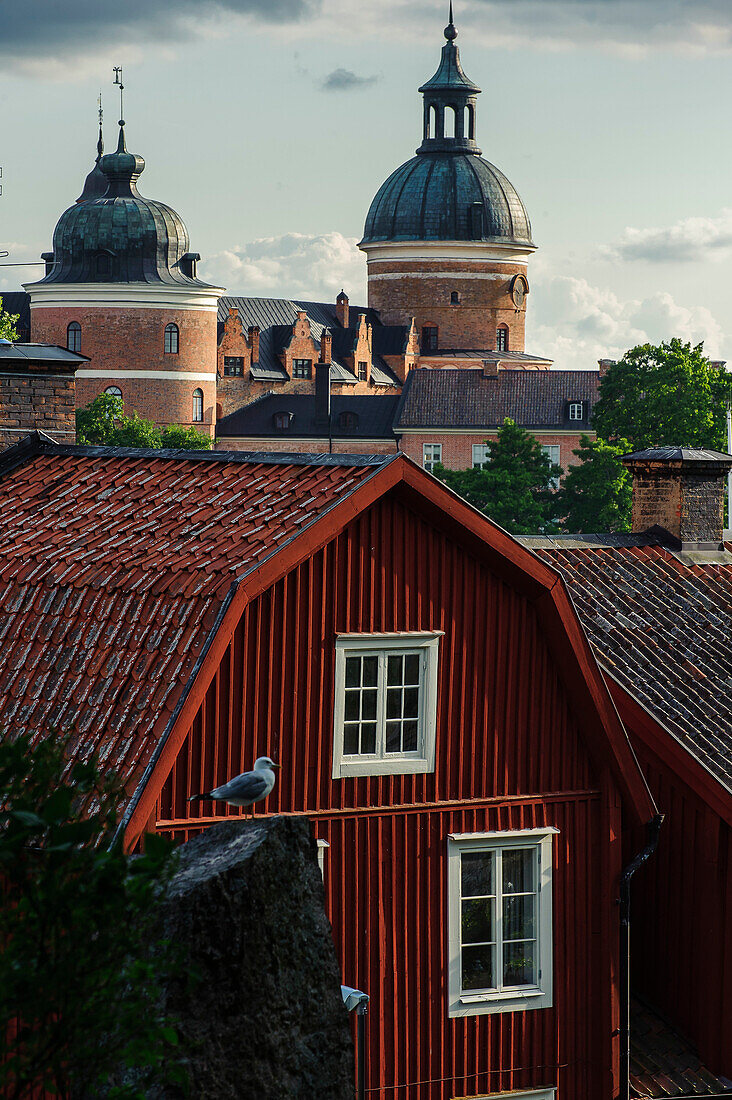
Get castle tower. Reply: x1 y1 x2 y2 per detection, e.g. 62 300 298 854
25 119 224 436
359 8 535 356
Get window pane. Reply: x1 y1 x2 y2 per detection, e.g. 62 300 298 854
503 849 534 893
345 657 360 688
462 898 494 944
403 687 419 718
386 721 401 753
362 689 377 721
344 692 360 722
404 654 420 684
462 945 494 991
362 656 378 686
461 851 494 898
503 894 535 941
402 720 418 751
503 940 535 987
343 724 359 755
387 654 402 685
386 688 402 719
361 724 376 754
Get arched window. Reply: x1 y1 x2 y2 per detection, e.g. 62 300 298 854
496 325 509 352
445 106 457 138
273 412 292 431
164 323 179 355
338 411 358 430
104 386 122 399
96 252 111 278
466 104 475 139
430 105 438 137
192 388 203 422
421 325 439 352
450 291 460 305
67 321 81 353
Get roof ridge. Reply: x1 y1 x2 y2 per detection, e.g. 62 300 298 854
43 444 390 468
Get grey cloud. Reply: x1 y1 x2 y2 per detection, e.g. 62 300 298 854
1 0 319 60
322 68 379 91
604 211 732 263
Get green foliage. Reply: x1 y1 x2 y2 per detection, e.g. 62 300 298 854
76 394 210 451
435 419 563 535
0 732 186 1100
592 339 730 450
559 435 632 533
160 425 212 451
0 297 20 342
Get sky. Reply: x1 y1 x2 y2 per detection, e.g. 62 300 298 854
2 0 732 369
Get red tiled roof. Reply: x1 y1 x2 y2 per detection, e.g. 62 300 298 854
631 998 732 1096
521 535 732 794
0 438 391 796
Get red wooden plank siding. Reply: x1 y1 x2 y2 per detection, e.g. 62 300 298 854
155 491 622 1098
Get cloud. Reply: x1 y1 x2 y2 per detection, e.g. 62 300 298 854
199 231 367 301
527 270 728 369
0 244 45 293
321 68 378 91
604 210 732 263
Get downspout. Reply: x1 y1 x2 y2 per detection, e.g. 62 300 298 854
619 813 664 1100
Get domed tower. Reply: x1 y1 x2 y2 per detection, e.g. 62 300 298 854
25 119 224 436
359 8 535 356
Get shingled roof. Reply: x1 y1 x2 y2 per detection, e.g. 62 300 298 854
521 533 732 794
396 368 599 429
631 998 732 1096
0 434 391 807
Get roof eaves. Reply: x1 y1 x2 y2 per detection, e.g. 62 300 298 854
0 430 58 482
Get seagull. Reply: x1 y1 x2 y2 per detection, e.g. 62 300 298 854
187 757 281 815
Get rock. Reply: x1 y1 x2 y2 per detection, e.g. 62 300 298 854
158 816 354 1100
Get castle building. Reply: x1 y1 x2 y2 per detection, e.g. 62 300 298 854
24 119 224 438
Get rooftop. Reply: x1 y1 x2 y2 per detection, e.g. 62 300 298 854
217 393 401 440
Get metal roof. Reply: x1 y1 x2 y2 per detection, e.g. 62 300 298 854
217 394 401 440
623 447 732 465
0 343 89 365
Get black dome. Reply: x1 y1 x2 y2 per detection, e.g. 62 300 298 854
361 152 533 245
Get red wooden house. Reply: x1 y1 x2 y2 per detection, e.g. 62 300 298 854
0 433 658 1099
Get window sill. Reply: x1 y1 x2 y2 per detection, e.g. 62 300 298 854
449 987 552 1017
334 756 434 779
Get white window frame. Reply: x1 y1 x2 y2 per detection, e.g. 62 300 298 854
447 828 557 1017
472 443 491 468
568 402 583 421
332 632 442 779
423 443 442 472
541 444 561 491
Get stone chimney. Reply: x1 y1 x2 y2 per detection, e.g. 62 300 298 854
247 325 260 364
622 447 732 550
336 290 349 330
598 359 615 376
319 328 332 365
314 362 332 435
482 358 499 379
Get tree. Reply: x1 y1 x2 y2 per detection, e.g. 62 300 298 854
559 435 632 533
434 418 563 535
0 297 20 342
0 731 186 1099
592 339 730 450
76 393 211 450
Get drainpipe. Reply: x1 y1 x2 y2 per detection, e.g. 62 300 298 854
619 814 664 1100
726 398 732 531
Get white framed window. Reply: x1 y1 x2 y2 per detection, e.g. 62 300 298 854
423 443 442 472
192 388 204 422
568 401 583 420
541 444 561 491
472 444 491 468
447 829 556 1017
332 632 442 779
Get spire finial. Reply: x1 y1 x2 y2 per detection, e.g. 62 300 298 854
445 1 457 40
113 67 126 151
96 91 104 160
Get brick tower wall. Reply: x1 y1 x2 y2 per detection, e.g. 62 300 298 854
367 258 528 351
30 305 218 436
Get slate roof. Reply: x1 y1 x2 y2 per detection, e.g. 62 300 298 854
217 394 400 440
423 349 552 364
521 533 732 793
0 343 89 367
396 368 599 429
631 998 732 1096
0 434 391 806
219 296 400 387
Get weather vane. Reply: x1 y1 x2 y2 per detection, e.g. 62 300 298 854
98 90 103 129
113 66 124 123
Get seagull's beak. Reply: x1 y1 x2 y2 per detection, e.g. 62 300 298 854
272 763 281 768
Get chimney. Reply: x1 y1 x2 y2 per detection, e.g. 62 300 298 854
320 328 332 365
336 290 349 330
314 362 332 435
598 359 614 376
482 358 499 379
248 325 260 364
622 447 732 550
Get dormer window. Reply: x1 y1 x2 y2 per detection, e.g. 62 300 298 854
96 251 113 279
339 411 358 430
568 402 583 421
273 412 292 431
421 326 438 352
66 322 81 353
164 323 179 355
496 326 509 352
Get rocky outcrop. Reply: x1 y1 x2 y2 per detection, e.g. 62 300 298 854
158 816 354 1100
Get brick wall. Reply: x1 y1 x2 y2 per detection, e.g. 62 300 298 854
368 259 529 351
629 461 728 544
0 369 76 450
399 430 592 476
